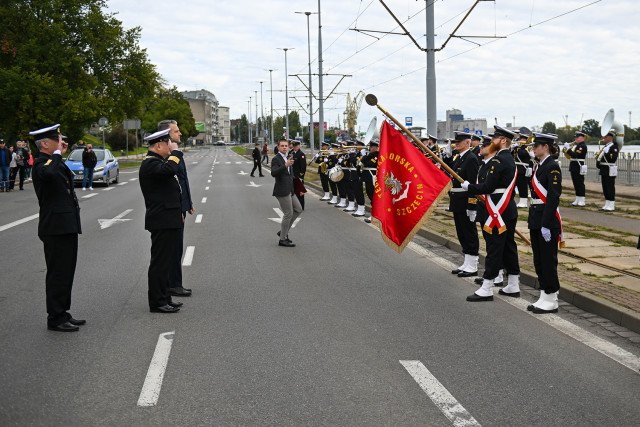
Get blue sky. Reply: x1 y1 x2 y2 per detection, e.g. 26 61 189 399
106 0 640 135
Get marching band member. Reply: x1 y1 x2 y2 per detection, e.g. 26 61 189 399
513 133 533 208
443 131 480 278
597 129 619 211
327 143 341 204
361 141 379 223
470 135 482 158
342 140 364 213
313 141 331 201
564 131 588 206
352 140 368 217
527 132 563 314
461 125 521 302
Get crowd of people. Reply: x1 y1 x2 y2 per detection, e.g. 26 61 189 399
0 139 33 192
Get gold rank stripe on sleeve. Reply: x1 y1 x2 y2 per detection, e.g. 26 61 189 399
168 155 180 164
468 198 477 204
45 159 52 166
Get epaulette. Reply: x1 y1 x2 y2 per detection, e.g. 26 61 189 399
45 159 52 166
490 158 501 164
168 155 180 164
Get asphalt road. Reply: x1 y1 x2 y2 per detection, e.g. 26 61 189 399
1 146 639 426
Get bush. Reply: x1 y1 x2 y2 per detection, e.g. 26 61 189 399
106 126 139 151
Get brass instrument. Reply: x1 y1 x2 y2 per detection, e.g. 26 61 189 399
563 142 575 159
594 139 605 161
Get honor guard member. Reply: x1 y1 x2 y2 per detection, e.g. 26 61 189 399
462 125 521 301
443 131 480 277
351 140 367 216
361 140 379 222
513 133 533 208
139 128 184 313
334 143 349 208
31 124 84 332
314 141 331 201
291 140 307 210
325 143 341 204
341 142 359 212
597 129 619 211
527 133 563 313
564 131 588 206
470 134 482 158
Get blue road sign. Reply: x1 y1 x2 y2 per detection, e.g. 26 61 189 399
406 117 413 126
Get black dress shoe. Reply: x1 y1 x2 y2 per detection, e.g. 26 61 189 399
530 306 558 314
68 318 86 326
259 174 264 177
458 270 478 278
168 301 183 308
169 287 192 297
278 239 296 247
527 304 535 311
351 212 365 217
474 277 483 285
451 268 461 274
466 293 494 302
48 321 79 332
498 289 520 298
150 304 180 313
277 231 292 243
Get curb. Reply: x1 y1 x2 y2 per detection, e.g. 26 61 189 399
302 177 640 334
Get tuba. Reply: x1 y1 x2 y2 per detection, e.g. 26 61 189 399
596 108 624 160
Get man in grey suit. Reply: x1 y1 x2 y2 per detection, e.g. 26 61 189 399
271 139 302 247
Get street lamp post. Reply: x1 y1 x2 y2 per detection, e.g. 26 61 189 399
268 69 275 146
247 98 252 144
255 90 259 142
296 11 317 153
317 0 325 146
277 47 294 140
259 81 265 142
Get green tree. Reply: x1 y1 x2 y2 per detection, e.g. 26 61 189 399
541 121 557 135
141 87 197 142
581 119 600 138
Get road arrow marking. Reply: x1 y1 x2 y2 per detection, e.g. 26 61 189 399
98 209 133 230
247 181 262 187
268 208 301 228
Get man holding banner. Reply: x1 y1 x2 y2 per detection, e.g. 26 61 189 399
461 126 521 302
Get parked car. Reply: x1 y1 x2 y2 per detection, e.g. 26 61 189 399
65 148 119 186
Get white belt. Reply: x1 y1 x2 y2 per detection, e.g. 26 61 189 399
515 162 529 166
490 188 507 194
570 159 585 162
363 167 377 171
346 167 356 171
450 188 467 193
530 199 544 205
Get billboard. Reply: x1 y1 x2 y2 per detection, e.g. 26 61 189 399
195 122 205 132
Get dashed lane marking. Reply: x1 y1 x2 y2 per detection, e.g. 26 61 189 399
400 360 481 427
195 214 203 224
137 332 175 407
129 177 138 181
207 180 211 183
0 213 39 233
201 197 207 203
182 246 195 266
103 187 114 191
205 186 209 190
118 182 128 186
81 193 98 199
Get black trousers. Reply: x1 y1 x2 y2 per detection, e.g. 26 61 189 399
530 228 560 293
336 178 346 198
362 171 375 202
344 171 357 201
320 173 330 192
481 218 519 280
149 228 178 308
329 179 337 196
250 160 262 176
354 173 365 205
570 168 585 197
40 233 78 326
453 211 479 256
601 175 616 201
9 166 26 190
168 213 186 289
515 175 529 200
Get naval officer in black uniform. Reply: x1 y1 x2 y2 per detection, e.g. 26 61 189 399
597 129 620 211
139 128 184 313
564 131 588 206
462 125 521 302
31 124 84 332
443 131 480 277
513 133 533 208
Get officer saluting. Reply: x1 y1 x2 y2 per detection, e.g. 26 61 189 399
597 129 619 211
564 131 588 206
31 124 84 332
139 128 184 313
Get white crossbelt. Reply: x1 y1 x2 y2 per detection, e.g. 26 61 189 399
491 188 507 194
530 199 544 205
514 161 529 166
363 167 377 171
450 188 467 193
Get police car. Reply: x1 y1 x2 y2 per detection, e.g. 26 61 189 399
65 148 120 186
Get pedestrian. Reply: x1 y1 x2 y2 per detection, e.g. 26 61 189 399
261 142 269 165
527 132 563 314
8 145 17 191
290 140 306 209
157 120 194 298
0 139 10 192
14 141 27 190
272 139 302 247
81 143 97 190
139 127 184 313
26 149 34 181
30 124 84 332
250 142 264 177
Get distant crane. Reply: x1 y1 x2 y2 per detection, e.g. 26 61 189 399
343 91 365 136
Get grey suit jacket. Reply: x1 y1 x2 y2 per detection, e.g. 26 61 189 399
271 152 294 197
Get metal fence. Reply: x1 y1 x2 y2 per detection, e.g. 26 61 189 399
559 152 640 185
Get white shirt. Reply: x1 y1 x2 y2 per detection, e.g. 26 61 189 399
279 151 290 173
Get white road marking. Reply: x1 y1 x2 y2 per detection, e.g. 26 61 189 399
268 207 301 228
195 214 203 223
207 179 211 183
225 161 231 164
235 161 242 164
98 209 133 230
192 161 198 164
0 213 39 233
129 177 138 181
103 187 114 191
137 331 175 407
182 246 195 266
400 360 481 427
406 242 640 374
201 197 207 203
247 181 261 187
237 171 247 175
118 182 128 186
81 193 98 199
205 186 209 190
208 174 212 178
245 161 251 164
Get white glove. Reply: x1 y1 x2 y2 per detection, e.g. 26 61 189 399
444 140 452 157
461 180 469 191
604 144 611 154
466 210 476 222
541 227 551 242
564 142 570 150
512 142 520 148
529 150 536 159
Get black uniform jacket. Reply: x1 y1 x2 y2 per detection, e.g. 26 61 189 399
528 156 562 230
471 145 481 159
466 148 518 224
33 152 82 237
566 141 587 173
513 145 533 176
597 142 619 177
271 152 294 197
252 147 261 162
176 157 193 213
444 150 479 213
292 149 306 178
139 150 183 231
360 151 378 170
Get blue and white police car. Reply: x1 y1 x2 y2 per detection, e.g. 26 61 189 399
65 148 120 186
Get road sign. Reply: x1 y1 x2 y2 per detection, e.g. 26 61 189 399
98 117 108 127
464 127 469 133
406 117 413 126
123 119 141 130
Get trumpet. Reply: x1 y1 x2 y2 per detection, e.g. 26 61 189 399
594 139 605 160
562 141 575 159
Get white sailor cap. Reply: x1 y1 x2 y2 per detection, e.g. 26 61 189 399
143 128 171 144
29 124 64 140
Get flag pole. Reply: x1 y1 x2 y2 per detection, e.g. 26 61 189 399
365 94 531 247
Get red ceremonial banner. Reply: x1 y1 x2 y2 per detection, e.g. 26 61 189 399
372 121 452 253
